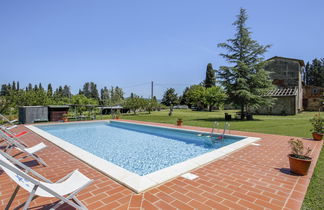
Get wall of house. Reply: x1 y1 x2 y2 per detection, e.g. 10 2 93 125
251 96 297 115
303 85 324 111
265 58 303 112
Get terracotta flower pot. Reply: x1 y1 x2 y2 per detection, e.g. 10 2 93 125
63 117 68 122
288 155 312 176
177 120 183 126
312 132 323 141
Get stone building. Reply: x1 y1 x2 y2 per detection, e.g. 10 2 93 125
303 85 324 111
251 56 305 115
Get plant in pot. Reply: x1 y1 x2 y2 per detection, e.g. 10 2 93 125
62 113 68 122
176 118 183 126
288 138 312 175
310 114 323 140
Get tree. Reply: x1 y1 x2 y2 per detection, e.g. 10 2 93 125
145 98 159 114
204 86 227 111
12 81 17 91
47 83 53 97
27 83 33 91
204 63 216 88
185 85 206 110
217 8 273 119
180 87 191 106
100 86 110 105
161 88 178 106
71 94 98 115
304 58 324 87
110 86 124 105
0 84 9 96
161 88 178 116
62 85 71 98
123 94 144 114
38 83 44 91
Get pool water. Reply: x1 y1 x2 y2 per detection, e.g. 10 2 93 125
37 121 244 175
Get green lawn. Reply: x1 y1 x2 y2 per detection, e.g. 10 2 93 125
302 147 324 209
118 109 315 138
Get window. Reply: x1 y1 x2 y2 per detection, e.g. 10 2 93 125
312 88 318 95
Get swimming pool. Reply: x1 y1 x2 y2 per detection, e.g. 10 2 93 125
36 121 243 175
27 121 260 192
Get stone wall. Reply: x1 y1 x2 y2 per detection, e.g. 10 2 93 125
250 96 297 115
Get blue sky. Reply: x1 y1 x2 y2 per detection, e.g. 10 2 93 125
1 0 323 98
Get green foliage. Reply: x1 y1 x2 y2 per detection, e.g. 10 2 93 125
161 88 178 106
304 58 324 87
204 63 216 88
71 94 98 115
186 85 205 109
145 98 159 114
124 94 146 114
310 114 323 133
184 85 227 111
81 82 99 99
0 96 9 113
217 8 273 118
288 138 312 159
47 83 53 97
204 86 227 111
100 86 110 106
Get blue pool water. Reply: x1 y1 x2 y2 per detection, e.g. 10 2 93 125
37 121 244 175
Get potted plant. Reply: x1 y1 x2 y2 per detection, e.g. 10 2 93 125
288 138 312 175
176 118 183 126
62 113 68 122
310 114 323 140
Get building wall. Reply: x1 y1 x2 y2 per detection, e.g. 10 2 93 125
251 96 297 115
303 85 324 111
264 57 304 113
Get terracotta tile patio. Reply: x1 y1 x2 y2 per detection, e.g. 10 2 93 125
0 119 322 209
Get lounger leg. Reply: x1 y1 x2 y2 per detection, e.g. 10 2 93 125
5 185 20 210
23 185 38 210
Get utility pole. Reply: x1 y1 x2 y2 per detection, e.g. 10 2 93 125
151 81 154 99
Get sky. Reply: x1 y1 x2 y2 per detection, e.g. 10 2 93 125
0 0 323 98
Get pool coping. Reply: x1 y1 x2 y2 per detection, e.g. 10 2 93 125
26 120 261 193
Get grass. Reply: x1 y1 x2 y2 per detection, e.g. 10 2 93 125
302 146 324 209
116 109 316 138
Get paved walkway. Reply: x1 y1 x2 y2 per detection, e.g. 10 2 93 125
0 120 322 209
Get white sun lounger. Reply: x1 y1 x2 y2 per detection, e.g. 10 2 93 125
0 150 93 210
0 126 28 147
0 131 47 166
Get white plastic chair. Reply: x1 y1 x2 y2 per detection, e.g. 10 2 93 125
0 131 47 166
0 150 93 210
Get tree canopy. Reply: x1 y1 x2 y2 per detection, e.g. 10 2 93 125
217 8 273 118
204 63 216 88
304 58 324 87
161 88 178 106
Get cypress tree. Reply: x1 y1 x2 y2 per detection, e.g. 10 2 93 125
47 83 53 97
204 63 216 88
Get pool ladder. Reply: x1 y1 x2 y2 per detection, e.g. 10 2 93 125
210 121 219 137
210 122 230 142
